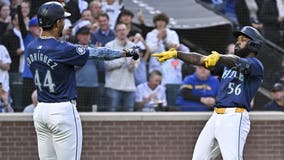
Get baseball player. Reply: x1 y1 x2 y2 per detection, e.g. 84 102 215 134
152 26 264 159
28 2 139 160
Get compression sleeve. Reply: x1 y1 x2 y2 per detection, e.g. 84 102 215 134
88 47 123 60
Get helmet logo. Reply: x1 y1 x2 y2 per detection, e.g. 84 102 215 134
42 8 49 16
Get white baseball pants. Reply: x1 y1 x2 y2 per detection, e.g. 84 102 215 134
192 109 250 160
33 101 82 160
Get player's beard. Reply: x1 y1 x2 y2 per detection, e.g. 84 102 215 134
234 44 250 58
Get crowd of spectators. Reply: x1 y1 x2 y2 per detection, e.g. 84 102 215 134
201 0 284 48
0 0 283 112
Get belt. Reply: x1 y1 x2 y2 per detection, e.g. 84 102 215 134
39 99 77 105
214 107 246 114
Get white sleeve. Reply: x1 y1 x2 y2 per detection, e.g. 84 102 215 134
0 46 11 64
135 85 143 102
104 58 125 70
145 31 165 53
166 29 180 45
160 86 167 106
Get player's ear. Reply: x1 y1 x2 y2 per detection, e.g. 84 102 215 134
55 19 61 28
55 19 59 28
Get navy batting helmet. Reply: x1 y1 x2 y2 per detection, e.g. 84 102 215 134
37 1 71 29
233 26 263 53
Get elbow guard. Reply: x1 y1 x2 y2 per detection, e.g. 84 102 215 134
235 58 251 75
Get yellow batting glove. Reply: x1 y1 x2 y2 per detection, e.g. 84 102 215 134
152 48 177 62
204 51 221 68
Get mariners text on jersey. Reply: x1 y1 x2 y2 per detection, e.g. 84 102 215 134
222 67 244 82
26 51 58 70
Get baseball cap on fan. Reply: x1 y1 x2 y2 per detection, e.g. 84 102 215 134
72 20 91 35
76 25 91 35
271 83 284 92
29 17 39 27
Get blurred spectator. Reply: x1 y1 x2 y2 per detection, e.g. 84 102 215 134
161 45 190 85
0 0 9 5
0 44 12 113
9 0 18 16
88 0 103 23
200 0 224 12
74 25 99 112
225 42 235 55
23 90 37 113
71 9 96 36
101 0 123 30
0 85 13 113
80 9 92 22
0 4 11 41
222 0 239 29
236 0 263 29
176 66 220 111
162 59 183 85
258 0 283 45
18 4 40 107
72 20 92 36
135 70 167 112
133 33 150 86
2 13 24 73
263 83 284 111
91 13 115 47
116 9 142 40
91 13 115 83
104 23 139 111
65 0 88 24
17 2 41 106
20 0 30 29
146 13 180 72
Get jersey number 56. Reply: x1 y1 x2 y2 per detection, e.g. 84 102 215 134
227 82 241 95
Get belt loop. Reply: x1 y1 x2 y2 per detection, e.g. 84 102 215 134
70 99 77 106
235 107 245 113
214 108 226 114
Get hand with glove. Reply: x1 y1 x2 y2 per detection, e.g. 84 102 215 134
152 48 177 62
123 46 139 60
204 51 221 68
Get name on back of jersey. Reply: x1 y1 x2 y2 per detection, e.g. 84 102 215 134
26 51 58 70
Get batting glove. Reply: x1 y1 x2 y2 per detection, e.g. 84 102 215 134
152 48 177 62
204 51 221 68
123 46 139 60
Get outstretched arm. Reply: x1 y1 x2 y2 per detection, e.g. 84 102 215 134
88 46 139 60
178 51 242 69
152 48 241 69
152 48 206 65
176 51 206 66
